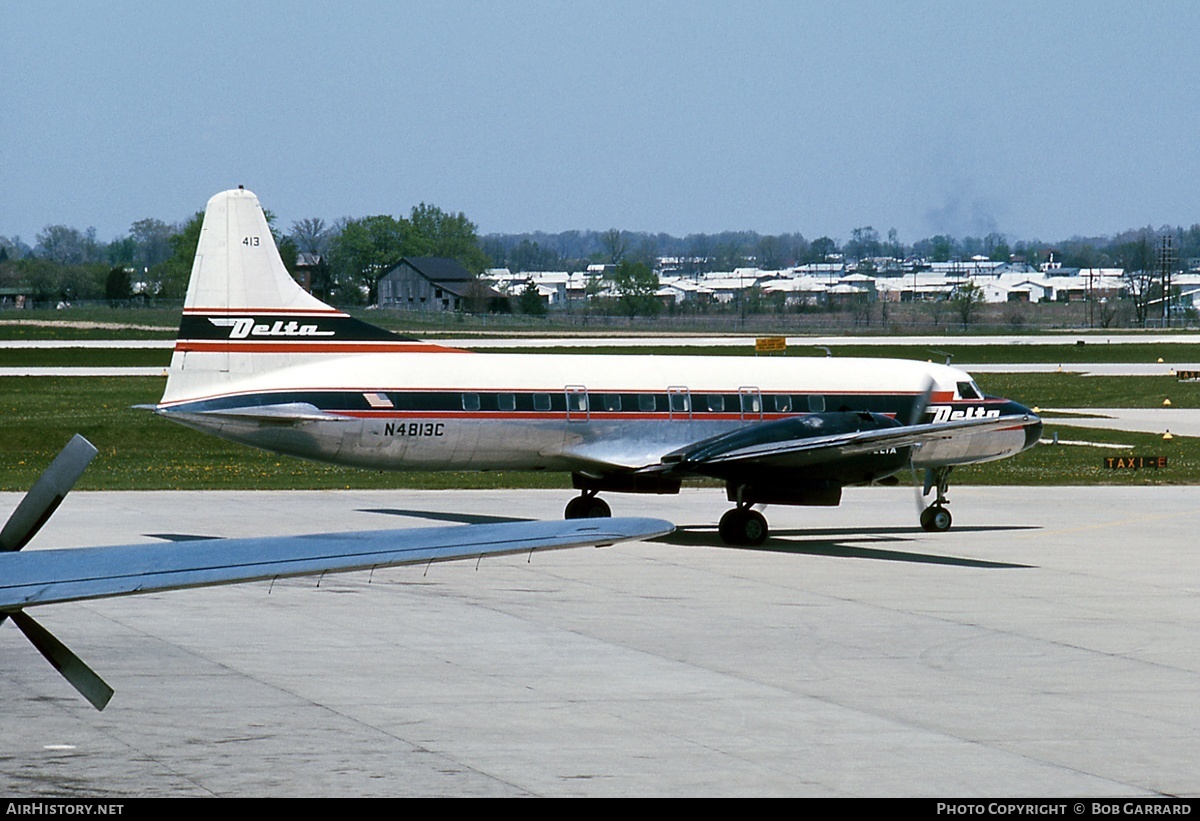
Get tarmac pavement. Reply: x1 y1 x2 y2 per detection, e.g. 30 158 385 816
3 486 1199 797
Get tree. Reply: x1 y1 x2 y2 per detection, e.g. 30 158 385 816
609 260 660 317
1115 236 1156 327
600 228 627 265
809 236 838 262
756 235 785 269
845 226 881 262
407 203 489 273
327 215 410 303
36 225 103 265
290 217 330 256
105 266 132 306
517 280 547 315
129 218 174 269
950 281 985 328
886 228 903 259
153 212 204 299
928 235 956 262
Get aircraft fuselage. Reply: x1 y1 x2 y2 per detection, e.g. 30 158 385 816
158 350 1040 478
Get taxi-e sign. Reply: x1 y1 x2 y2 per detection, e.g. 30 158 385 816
1104 456 1167 469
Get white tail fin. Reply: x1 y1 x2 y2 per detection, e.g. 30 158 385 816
160 188 460 406
184 187 336 314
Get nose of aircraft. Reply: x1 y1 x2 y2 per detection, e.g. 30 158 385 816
1000 399 1043 451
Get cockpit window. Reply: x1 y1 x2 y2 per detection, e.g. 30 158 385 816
957 381 981 400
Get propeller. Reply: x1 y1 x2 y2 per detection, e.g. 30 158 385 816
9 611 113 710
906 379 936 517
1 434 97 552
1 435 113 710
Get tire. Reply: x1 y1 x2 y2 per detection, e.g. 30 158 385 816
719 508 769 546
920 505 952 532
566 496 610 519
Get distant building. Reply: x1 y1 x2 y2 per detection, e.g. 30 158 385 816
292 252 322 293
376 257 507 312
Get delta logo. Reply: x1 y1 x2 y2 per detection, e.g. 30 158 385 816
928 405 1001 424
208 317 336 339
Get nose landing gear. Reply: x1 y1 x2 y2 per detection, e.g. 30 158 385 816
718 506 769 546
919 467 953 532
564 490 611 519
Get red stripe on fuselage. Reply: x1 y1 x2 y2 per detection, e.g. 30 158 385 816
174 341 470 354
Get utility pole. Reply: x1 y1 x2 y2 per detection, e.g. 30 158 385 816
1160 234 1175 328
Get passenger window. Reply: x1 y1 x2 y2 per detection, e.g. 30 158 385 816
498 393 516 411
706 394 725 412
774 395 792 413
670 393 690 413
462 393 481 411
569 392 588 413
638 394 657 412
603 394 622 412
533 393 552 412
807 395 825 412
740 394 761 414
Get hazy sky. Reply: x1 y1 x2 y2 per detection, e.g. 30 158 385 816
4 1 1199 246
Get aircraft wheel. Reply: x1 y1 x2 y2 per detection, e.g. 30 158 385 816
920 505 952 532
719 508 769 546
565 495 611 519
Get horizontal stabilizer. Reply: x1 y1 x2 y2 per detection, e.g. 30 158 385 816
182 402 351 424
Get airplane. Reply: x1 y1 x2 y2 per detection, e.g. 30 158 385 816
1 434 674 710
153 188 1042 546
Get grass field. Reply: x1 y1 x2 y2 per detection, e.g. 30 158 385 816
1 374 1196 491
0 377 574 492
7 340 1200 373
483 342 1200 365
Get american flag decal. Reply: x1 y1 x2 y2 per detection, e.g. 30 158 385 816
364 392 394 409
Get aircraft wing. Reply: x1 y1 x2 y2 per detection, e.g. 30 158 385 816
1 435 673 711
660 413 1037 471
0 517 673 611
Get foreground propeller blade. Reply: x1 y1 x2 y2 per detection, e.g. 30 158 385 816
910 462 926 517
906 379 937 516
9 610 114 710
0 435 97 552
906 378 936 427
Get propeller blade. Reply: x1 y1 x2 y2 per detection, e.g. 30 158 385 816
0 435 97 552
9 610 114 710
906 378 936 427
910 462 926 517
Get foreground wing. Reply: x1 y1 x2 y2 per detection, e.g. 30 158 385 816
0 518 674 611
1 434 674 710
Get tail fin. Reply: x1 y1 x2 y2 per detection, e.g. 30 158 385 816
161 188 461 406
183 187 336 315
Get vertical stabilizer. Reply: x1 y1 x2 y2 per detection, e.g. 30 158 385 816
160 188 462 406
184 187 335 314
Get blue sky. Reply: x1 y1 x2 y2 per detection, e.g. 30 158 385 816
3 1 1199 246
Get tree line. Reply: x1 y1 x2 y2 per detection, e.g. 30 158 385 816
3 201 1199 308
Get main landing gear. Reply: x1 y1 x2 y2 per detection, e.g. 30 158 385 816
564 490 611 519
718 505 769 546
919 466 953 533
